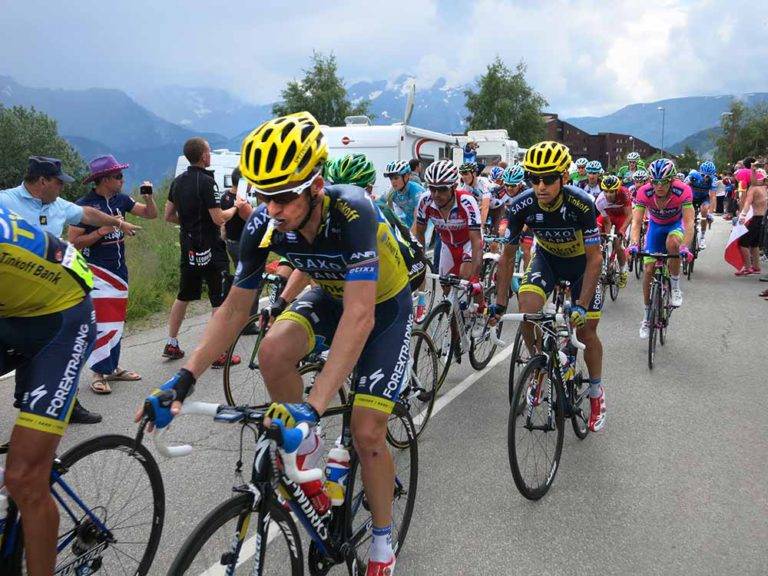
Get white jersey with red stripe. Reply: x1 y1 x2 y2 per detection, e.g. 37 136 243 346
416 190 481 246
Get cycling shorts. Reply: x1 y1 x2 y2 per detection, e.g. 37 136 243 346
274 286 413 414
644 219 684 263
596 214 628 234
439 240 472 276
519 252 603 320
692 191 711 208
1 297 96 436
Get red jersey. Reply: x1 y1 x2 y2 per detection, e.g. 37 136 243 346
416 190 481 246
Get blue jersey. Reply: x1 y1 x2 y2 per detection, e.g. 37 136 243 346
388 181 424 228
74 190 136 273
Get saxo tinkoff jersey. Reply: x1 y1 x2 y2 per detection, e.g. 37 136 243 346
0 204 93 318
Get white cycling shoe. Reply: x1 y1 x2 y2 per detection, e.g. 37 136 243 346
639 320 650 339
671 288 683 307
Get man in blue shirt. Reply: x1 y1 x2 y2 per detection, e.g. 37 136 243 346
1 156 140 424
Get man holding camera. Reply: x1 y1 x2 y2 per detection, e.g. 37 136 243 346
68 155 158 394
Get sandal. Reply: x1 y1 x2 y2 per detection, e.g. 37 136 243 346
107 367 142 381
90 376 112 395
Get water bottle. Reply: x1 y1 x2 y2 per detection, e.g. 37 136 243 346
0 468 7 533
415 292 427 322
297 430 331 516
324 444 350 507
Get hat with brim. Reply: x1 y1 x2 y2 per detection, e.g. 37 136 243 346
83 154 130 183
28 155 75 183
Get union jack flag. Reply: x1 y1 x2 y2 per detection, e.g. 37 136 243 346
86 265 128 368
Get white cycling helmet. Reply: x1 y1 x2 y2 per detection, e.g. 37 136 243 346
424 160 459 186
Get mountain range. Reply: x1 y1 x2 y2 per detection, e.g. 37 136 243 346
2 73 764 187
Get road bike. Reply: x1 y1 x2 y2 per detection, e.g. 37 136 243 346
0 434 164 574
640 252 679 369
156 397 418 575
492 302 590 500
600 230 621 302
422 274 499 388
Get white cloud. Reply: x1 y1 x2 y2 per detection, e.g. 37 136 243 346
0 0 764 117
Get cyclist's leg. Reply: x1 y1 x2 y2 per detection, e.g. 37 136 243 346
457 240 484 307
665 223 684 278
258 287 340 402
520 229 533 270
3 298 96 575
517 251 552 352
571 274 603 381
351 287 412 562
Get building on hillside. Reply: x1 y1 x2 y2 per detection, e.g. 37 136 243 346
543 113 661 168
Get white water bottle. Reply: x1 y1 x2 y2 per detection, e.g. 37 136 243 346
324 445 350 506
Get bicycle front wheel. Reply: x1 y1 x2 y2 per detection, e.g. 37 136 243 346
54 435 165 576
168 494 302 575
422 300 456 390
223 312 269 406
508 359 564 500
469 286 499 370
508 323 538 407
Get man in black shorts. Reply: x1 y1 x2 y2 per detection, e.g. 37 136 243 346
0 206 96 574
162 137 239 366
491 141 606 432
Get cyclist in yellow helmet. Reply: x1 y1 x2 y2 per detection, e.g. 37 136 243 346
139 112 417 575
491 141 607 433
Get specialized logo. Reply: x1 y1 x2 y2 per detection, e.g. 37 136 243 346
29 385 47 411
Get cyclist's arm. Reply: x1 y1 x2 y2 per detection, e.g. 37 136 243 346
619 203 632 235
306 279 376 416
469 228 483 277
413 221 427 248
280 268 310 303
630 205 645 246
479 195 490 229
495 241 519 308
681 204 695 247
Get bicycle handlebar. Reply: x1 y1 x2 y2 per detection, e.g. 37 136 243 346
489 312 586 351
152 401 323 483
637 252 680 259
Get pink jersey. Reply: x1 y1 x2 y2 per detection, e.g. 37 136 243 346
634 180 692 225
416 190 481 246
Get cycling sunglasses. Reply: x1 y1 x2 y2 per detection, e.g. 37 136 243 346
254 176 315 205
428 185 453 193
529 173 561 186
651 178 672 185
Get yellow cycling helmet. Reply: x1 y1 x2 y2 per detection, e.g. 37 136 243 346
523 141 572 175
239 111 328 193
600 175 621 192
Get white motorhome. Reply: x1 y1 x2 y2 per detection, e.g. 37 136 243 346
174 149 241 194
453 129 520 167
323 117 460 198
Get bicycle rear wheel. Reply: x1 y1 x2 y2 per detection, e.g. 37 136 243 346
648 284 659 369
609 265 619 301
167 494 302 575
422 300 456 390
508 358 564 500
223 311 268 406
659 277 671 346
346 409 418 566
54 435 165 576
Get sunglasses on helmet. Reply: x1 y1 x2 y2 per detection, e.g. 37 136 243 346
529 173 561 186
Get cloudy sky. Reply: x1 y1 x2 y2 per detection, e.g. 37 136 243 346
2 0 766 117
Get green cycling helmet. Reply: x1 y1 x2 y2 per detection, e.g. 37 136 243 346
326 153 377 188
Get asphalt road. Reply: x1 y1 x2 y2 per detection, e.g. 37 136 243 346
2 216 766 575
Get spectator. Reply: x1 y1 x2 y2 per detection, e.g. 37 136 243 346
68 155 157 394
715 173 728 214
463 141 479 164
0 155 140 424
162 138 239 367
408 159 423 184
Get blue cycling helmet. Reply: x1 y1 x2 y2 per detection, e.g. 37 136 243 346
687 169 705 187
489 166 505 181
648 158 676 181
384 160 411 177
699 161 716 177
502 164 526 186
585 160 603 174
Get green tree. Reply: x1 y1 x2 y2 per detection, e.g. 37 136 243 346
464 58 548 147
273 52 371 126
713 101 768 170
675 146 700 172
0 105 88 200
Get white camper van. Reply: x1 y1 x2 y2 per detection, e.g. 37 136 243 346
323 117 460 198
174 149 241 194
453 129 520 167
